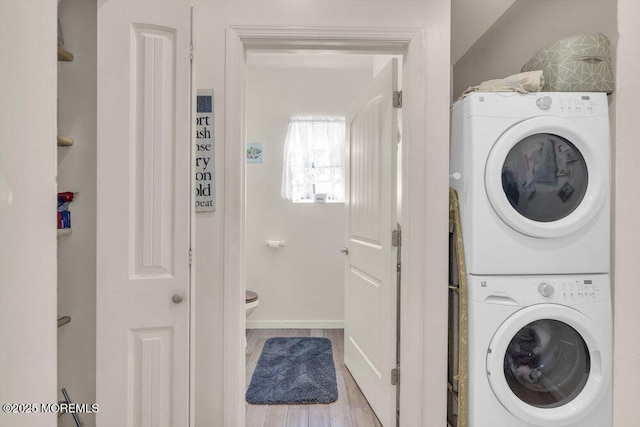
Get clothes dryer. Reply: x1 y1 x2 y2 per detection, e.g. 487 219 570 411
467 274 612 427
450 92 610 275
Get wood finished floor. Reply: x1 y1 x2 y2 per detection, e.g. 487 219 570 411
245 329 383 427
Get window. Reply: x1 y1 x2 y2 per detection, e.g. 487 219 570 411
281 116 345 203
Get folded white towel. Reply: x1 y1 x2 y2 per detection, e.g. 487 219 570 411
459 70 545 100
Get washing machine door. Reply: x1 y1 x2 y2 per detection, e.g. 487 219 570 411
486 304 610 426
485 116 608 238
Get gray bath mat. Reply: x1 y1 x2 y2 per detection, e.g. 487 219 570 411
246 337 338 405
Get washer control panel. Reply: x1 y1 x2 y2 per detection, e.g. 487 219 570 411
556 278 602 301
468 274 611 306
529 277 609 304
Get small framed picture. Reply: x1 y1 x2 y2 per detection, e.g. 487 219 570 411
247 143 264 163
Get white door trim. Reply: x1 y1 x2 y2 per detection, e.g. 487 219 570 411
224 25 447 427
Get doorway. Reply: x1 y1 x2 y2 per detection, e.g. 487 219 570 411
244 51 401 426
223 25 439 427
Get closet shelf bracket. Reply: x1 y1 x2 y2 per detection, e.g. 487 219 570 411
57 316 71 328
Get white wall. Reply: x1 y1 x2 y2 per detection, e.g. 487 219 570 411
451 0 516 63
612 1 640 425
245 64 373 329
452 0 617 98
452 0 640 425
0 1 58 426
57 1 97 426
193 1 451 426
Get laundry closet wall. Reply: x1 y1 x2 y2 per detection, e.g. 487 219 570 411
245 62 374 329
612 1 640 425
452 0 617 98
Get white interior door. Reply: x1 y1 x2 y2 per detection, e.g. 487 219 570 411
97 1 191 426
344 58 399 427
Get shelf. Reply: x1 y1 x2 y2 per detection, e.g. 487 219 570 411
57 316 71 328
57 228 72 237
57 47 74 62
57 136 74 147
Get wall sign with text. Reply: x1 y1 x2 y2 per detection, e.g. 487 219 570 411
195 89 215 212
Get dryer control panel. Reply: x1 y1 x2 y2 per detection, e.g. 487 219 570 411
457 92 609 119
557 94 602 116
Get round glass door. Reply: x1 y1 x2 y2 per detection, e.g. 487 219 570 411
486 304 610 426
485 117 608 238
504 319 590 408
501 134 588 223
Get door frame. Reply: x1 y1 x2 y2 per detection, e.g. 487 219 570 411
223 25 447 427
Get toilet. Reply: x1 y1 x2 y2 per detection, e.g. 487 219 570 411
245 290 259 318
245 291 259 349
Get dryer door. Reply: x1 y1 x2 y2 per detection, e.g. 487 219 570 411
486 304 610 426
485 116 608 238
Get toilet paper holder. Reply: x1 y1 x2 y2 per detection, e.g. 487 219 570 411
266 240 286 249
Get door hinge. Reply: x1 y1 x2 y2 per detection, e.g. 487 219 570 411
188 248 193 266
392 229 401 247
393 90 402 108
391 367 400 386
190 44 193 62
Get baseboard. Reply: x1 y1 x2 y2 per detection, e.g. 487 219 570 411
246 319 344 329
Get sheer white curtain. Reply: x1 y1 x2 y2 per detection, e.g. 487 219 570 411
281 116 345 202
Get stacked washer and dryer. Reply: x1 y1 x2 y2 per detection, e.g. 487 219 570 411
450 92 612 427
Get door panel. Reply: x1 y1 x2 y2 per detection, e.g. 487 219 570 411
97 1 191 426
130 328 175 426
344 58 398 427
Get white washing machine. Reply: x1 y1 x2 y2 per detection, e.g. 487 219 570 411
450 92 610 275
468 274 612 427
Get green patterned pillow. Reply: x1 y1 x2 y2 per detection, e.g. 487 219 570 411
522 33 614 93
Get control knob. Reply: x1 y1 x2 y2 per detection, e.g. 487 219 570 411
538 282 555 297
536 96 553 110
